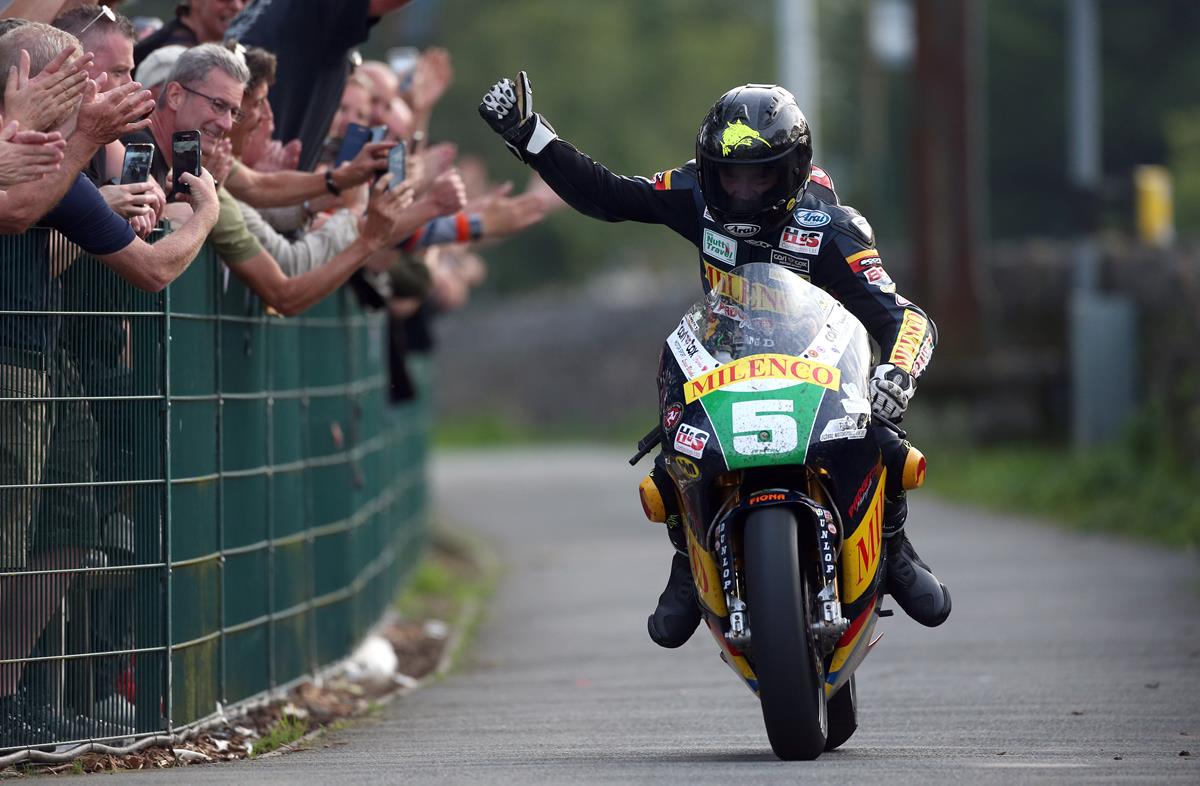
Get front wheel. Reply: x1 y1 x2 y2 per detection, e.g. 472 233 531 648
744 507 827 760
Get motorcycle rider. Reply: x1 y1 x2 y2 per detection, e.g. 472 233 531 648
479 74 951 647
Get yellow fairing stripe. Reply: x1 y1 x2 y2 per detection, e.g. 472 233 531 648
840 470 885 604
686 527 727 616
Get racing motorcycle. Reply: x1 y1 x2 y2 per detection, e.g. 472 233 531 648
631 262 926 760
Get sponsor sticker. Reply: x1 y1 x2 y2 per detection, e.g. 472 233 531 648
912 332 934 377
724 223 760 237
864 265 896 293
843 482 884 602
673 423 710 459
845 248 881 273
683 353 841 403
673 455 700 480
820 415 868 442
703 228 737 264
652 171 671 190
770 249 809 274
702 207 714 221
745 238 773 248
780 227 822 255
888 311 929 373
663 402 683 432
841 396 871 415
848 470 876 517
703 262 793 316
667 319 719 379
793 209 831 228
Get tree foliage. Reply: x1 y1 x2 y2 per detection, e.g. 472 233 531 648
425 0 777 291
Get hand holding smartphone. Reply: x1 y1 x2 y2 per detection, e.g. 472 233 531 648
386 141 406 190
120 142 155 185
171 130 201 198
335 122 372 166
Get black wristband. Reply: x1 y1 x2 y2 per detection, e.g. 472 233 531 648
325 169 341 196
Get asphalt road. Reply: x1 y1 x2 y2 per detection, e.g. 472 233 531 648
139 447 1200 784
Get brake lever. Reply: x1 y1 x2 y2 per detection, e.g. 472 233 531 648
873 414 907 440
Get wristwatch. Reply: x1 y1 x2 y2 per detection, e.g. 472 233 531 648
324 169 341 196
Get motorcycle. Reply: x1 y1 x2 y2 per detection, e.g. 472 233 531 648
631 262 926 760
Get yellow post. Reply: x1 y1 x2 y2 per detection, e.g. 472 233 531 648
1135 165 1174 248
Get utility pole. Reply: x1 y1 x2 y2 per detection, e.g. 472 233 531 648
777 0 820 152
911 0 984 363
1066 0 1135 446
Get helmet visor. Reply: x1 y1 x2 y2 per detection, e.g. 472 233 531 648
699 153 807 223
713 164 783 217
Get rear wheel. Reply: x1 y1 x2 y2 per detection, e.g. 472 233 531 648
824 676 858 751
744 507 827 760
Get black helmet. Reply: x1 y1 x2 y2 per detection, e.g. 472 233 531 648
696 84 813 236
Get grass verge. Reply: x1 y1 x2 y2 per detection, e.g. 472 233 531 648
925 443 1199 548
433 410 658 451
251 715 308 757
394 526 500 676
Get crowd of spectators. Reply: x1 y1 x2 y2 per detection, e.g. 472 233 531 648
0 0 561 748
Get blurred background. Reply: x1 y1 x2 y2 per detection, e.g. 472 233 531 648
128 0 1199 545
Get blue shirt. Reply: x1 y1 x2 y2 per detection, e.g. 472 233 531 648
0 174 135 355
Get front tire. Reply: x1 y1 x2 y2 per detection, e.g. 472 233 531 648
744 507 827 760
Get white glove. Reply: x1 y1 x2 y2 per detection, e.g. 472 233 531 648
478 71 557 163
869 363 915 421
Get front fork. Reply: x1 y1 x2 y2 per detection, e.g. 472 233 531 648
714 490 849 656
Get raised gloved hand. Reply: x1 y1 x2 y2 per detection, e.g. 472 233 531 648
478 71 557 163
869 363 915 422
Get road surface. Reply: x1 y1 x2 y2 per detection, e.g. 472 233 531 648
138 447 1200 784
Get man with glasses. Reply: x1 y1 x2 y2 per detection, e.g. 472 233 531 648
122 43 466 317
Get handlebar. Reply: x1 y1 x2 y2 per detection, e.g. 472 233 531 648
628 424 663 466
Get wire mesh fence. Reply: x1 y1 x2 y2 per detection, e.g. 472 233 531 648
0 227 428 757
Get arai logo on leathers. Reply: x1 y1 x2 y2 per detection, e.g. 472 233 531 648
724 223 761 237
793 209 831 228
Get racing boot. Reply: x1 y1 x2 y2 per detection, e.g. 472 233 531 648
882 491 952 627
641 458 701 648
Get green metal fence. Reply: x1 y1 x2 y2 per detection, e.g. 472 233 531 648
0 228 429 758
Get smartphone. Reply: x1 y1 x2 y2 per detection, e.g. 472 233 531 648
120 142 155 185
171 130 201 197
336 122 371 166
386 46 419 93
369 124 388 143
386 141 406 189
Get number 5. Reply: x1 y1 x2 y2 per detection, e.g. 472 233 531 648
732 400 798 455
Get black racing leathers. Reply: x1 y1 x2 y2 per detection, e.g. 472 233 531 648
523 137 937 380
